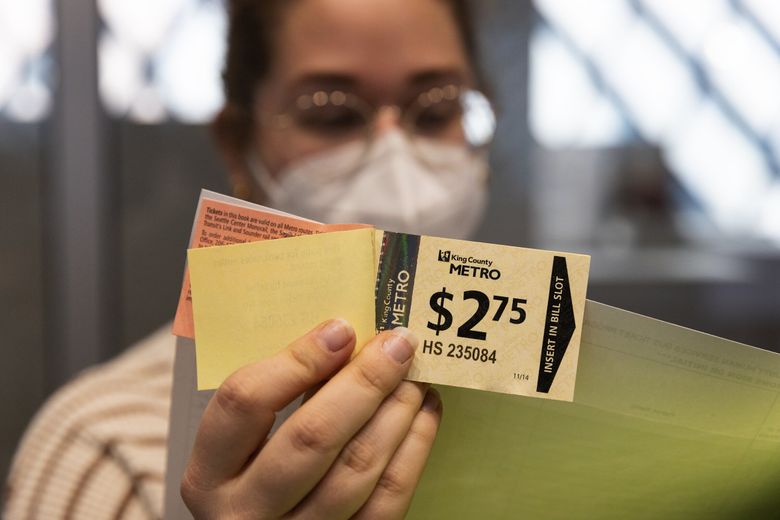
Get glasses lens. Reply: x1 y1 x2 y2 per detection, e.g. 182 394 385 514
413 87 463 136
273 91 372 172
406 86 495 167
408 86 495 148
291 91 371 141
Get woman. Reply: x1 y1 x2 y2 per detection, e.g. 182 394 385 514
5 0 492 518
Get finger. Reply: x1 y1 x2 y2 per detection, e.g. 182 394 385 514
289 381 429 519
302 381 326 404
183 318 355 491
243 327 418 517
353 388 443 520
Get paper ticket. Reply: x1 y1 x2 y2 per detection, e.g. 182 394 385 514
375 231 590 401
172 191 366 338
188 229 379 390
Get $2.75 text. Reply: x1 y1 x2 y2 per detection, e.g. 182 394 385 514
427 288 527 341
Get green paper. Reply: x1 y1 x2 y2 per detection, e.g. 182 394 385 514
410 301 780 519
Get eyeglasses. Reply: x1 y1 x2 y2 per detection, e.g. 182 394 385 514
258 84 496 170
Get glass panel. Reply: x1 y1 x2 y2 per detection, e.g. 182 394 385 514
0 0 52 483
530 0 780 244
0 0 54 122
97 0 226 123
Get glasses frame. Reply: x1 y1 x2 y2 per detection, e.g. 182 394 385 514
257 83 495 174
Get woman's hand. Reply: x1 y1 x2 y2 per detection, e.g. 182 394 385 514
181 319 442 519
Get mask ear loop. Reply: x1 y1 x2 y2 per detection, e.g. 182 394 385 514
245 151 286 204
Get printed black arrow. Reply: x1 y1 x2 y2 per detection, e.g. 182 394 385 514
536 256 576 393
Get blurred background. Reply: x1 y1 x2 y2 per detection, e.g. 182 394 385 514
1 0 779 482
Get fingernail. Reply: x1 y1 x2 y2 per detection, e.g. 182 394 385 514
319 319 353 352
422 388 440 412
382 327 418 364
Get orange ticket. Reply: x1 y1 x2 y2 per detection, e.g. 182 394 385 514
172 194 366 338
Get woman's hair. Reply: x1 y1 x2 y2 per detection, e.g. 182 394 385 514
214 0 483 151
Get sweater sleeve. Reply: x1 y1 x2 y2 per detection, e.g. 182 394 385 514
4 327 175 520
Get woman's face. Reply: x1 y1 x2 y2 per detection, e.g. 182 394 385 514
250 0 474 180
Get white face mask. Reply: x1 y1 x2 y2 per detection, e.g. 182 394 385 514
249 130 489 239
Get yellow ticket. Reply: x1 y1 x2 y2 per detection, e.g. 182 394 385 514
188 229 378 390
375 231 590 401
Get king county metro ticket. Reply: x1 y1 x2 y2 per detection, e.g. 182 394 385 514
375 231 590 401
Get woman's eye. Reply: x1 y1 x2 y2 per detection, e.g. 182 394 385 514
414 100 462 134
296 106 367 135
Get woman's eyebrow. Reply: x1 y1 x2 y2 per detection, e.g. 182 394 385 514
406 69 466 88
289 73 358 94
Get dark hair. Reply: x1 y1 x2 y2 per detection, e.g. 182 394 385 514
214 0 483 150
